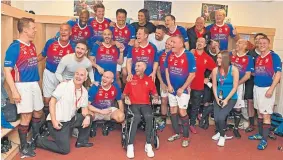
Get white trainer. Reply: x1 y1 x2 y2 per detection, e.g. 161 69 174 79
127 144 134 159
145 143 154 158
217 136 225 147
212 132 220 140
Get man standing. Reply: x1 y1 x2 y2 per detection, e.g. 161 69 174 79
131 9 156 34
110 9 136 85
165 15 190 50
4 17 44 158
38 23 76 116
206 9 239 50
189 37 216 134
148 25 170 52
165 36 196 147
249 37 281 150
230 39 254 138
127 27 158 82
89 29 124 84
36 68 93 154
245 33 267 132
187 17 210 50
55 41 95 85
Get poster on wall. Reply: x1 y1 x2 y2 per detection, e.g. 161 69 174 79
74 0 103 17
144 0 172 21
201 3 228 24
1 1 11 6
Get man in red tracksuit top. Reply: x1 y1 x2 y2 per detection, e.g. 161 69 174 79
123 61 158 159
189 37 216 134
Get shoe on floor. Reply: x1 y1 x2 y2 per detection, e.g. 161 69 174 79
217 136 225 147
20 144 36 159
212 132 220 141
233 129 241 139
248 133 263 140
257 139 267 150
72 128 79 138
245 125 254 133
127 144 134 159
189 126 197 134
181 138 190 148
144 143 154 158
168 134 180 142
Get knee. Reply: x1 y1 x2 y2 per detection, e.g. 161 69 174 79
179 109 187 117
143 113 153 121
133 114 141 122
60 147 70 155
170 107 177 114
33 110 44 118
116 113 125 123
20 113 32 124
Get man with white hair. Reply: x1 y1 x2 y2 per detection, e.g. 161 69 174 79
36 68 93 154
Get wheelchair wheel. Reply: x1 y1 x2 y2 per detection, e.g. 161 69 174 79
153 135 160 149
121 132 128 149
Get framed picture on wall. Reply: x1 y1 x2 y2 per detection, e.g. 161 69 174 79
74 0 103 17
144 0 172 21
201 3 228 24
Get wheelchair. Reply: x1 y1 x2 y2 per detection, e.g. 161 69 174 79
121 101 161 150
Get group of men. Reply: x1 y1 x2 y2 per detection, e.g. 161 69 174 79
3 3 282 159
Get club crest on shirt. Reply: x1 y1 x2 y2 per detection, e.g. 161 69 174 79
145 81 148 86
84 31 88 36
106 49 110 54
219 28 222 33
135 48 139 52
242 58 246 63
99 25 102 29
236 58 239 62
181 59 184 64
119 31 122 36
204 59 207 64
104 93 108 98
111 91 115 96
148 49 151 54
125 30 128 34
213 27 217 31
265 58 269 63
53 45 58 51
105 24 108 28
112 49 115 53
225 27 228 31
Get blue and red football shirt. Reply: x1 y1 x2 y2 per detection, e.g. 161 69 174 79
157 49 170 85
67 19 94 43
42 38 76 73
4 40 39 82
90 43 120 82
88 83 122 110
206 23 236 50
127 42 158 76
88 17 111 43
230 52 254 80
110 24 136 57
168 25 189 42
254 51 282 87
164 49 196 95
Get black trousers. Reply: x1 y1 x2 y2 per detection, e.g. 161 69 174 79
36 113 91 155
189 89 204 126
128 104 153 144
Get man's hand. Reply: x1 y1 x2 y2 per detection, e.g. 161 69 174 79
168 85 174 94
110 21 116 27
12 90 21 103
265 88 274 98
128 40 136 47
95 41 102 46
52 120 62 130
149 72 156 82
127 74 133 82
91 81 99 86
82 115 91 128
125 96 131 105
96 65 104 75
232 27 238 36
204 78 209 84
176 88 184 97
100 108 112 115
152 96 159 104
160 83 168 93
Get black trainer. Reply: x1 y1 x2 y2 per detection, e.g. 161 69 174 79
20 144 36 159
233 129 241 139
245 125 254 133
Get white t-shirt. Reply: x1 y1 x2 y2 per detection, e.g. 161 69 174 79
55 53 94 82
46 80 88 122
148 33 170 52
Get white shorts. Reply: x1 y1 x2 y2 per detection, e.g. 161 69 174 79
160 86 168 98
253 85 275 114
168 93 190 109
117 57 127 72
234 84 245 109
93 107 118 121
43 69 60 98
15 82 44 114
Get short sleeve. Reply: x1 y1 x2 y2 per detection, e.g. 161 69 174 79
128 25 136 39
67 19 76 27
70 41 76 51
42 39 55 57
152 44 158 62
179 26 189 42
246 55 254 72
90 43 100 57
187 51 196 73
164 52 171 68
272 53 282 72
123 82 130 95
88 85 98 102
228 23 236 38
80 89 89 108
127 46 133 58
114 83 122 100
4 42 20 68
205 24 213 32
52 82 67 101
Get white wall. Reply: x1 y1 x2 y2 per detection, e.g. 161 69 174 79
11 0 283 58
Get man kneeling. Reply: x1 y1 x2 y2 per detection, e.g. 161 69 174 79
88 71 125 136
36 68 93 154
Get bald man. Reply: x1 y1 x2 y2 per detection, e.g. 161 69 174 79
88 71 125 137
123 61 158 158
36 68 93 155
89 29 124 86
187 17 211 50
230 39 254 138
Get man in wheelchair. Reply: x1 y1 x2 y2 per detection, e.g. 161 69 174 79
123 61 159 159
88 71 125 137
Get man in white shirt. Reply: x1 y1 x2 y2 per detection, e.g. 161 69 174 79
36 68 93 155
148 25 170 52
55 41 96 85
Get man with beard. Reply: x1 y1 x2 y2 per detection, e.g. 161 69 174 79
38 23 76 117
36 68 93 154
148 25 170 52
55 41 96 85
89 29 124 85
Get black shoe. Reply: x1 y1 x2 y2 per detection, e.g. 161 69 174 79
20 144 36 158
203 121 209 130
199 118 205 129
90 122 97 138
102 124 109 136
268 132 277 140
3 139 12 150
75 142 93 148
233 129 241 139
1 144 9 153
245 126 254 133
